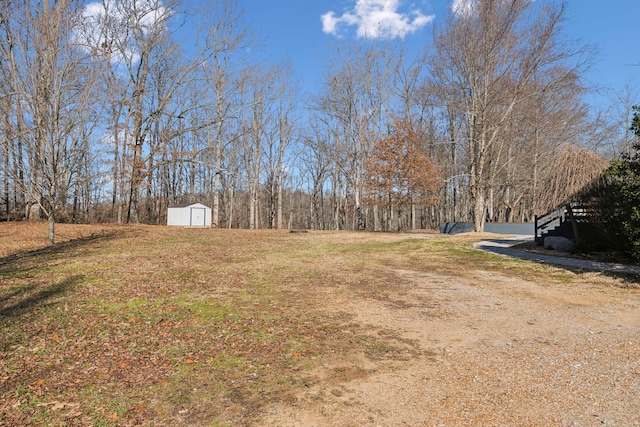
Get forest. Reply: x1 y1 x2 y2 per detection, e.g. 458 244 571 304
0 0 635 242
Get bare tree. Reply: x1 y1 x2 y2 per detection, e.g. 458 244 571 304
603 84 640 156
262 62 298 229
198 0 250 227
0 0 101 242
78 0 223 223
300 120 332 230
237 65 277 229
508 73 588 219
0 1 32 222
314 43 398 230
539 144 609 213
428 0 591 230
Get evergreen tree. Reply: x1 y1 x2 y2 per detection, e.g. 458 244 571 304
603 106 640 259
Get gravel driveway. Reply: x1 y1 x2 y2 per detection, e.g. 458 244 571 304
261 246 640 426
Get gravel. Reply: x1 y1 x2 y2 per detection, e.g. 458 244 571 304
259 265 640 426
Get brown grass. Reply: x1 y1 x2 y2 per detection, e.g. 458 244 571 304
0 222 633 426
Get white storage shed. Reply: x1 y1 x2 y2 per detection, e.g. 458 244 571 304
167 203 212 227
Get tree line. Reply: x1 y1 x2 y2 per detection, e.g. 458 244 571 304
0 0 634 242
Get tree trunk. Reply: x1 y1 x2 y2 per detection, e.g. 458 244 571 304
48 210 55 244
565 204 580 242
472 191 485 232
411 199 416 230
277 176 283 229
373 204 379 231
212 133 221 227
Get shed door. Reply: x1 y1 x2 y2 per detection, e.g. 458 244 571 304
190 208 206 226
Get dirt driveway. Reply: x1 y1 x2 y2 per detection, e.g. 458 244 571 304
261 263 640 426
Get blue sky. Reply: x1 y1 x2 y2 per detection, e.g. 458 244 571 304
563 0 638 96
238 0 639 105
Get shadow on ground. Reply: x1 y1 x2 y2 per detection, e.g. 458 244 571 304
475 238 640 286
0 230 127 324
0 275 85 319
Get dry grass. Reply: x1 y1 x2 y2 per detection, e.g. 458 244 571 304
0 222 634 426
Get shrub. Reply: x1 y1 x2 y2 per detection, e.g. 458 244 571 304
578 106 640 260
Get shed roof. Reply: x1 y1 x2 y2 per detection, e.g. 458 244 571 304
168 203 210 209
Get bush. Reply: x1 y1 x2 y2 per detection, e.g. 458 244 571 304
606 160 640 259
578 106 640 260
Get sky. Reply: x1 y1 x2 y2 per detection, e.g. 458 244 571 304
236 0 639 105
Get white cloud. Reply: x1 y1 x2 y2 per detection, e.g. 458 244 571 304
451 0 476 17
75 0 168 65
321 0 434 39
452 0 534 17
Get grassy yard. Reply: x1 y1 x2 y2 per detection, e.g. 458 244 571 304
0 223 633 426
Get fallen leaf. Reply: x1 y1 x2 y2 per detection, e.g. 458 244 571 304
31 379 45 390
37 401 80 411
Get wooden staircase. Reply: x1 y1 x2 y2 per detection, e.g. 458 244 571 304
534 204 592 245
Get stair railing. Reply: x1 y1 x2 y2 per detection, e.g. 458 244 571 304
534 206 566 243
534 204 591 243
